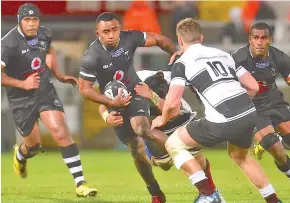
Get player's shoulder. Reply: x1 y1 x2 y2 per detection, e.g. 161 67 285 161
269 46 289 62
38 26 52 39
1 27 19 48
231 44 249 63
82 40 101 63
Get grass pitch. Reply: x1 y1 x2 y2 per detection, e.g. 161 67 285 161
1 149 289 203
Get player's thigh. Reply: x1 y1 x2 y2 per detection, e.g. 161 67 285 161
276 105 290 134
227 142 249 161
145 129 169 158
113 119 137 145
185 119 225 147
10 100 39 138
38 87 68 136
227 113 256 149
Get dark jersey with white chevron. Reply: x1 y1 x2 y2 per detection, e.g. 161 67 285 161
1 26 52 102
232 44 290 109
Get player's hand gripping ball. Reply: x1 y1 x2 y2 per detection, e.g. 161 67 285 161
104 80 131 111
104 80 129 99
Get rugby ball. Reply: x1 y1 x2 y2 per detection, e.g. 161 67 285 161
103 80 129 100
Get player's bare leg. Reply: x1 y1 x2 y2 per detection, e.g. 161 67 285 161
13 122 44 179
130 116 167 154
228 143 281 203
127 136 166 203
165 127 221 203
40 110 97 197
276 121 290 177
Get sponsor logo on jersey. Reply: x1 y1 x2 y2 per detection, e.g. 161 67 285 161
256 62 269 69
21 49 30 54
103 62 113 69
113 70 124 81
31 57 42 70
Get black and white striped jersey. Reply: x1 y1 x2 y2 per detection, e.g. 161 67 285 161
171 44 256 123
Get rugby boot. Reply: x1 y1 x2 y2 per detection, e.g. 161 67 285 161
13 144 27 179
76 182 97 197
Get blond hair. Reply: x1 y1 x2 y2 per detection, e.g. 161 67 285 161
176 18 201 43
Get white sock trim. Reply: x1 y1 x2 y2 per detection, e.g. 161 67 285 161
16 151 25 161
75 176 85 186
63 155 80 164
189 170 207 185
259 184 275 198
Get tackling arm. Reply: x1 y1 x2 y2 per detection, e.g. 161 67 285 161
161 85 184 123
144 32 178 55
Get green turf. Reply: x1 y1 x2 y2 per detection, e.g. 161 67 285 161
1 149 289 203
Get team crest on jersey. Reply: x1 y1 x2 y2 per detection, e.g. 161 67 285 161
124 49 131 60
113 70 124 81
270 67 278 76
31 57 42 70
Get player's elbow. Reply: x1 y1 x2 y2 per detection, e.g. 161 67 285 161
79 83 89 97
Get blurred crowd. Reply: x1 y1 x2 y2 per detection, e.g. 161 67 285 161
121 0 290 44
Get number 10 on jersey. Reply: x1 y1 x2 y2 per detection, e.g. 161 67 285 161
206 60 233 81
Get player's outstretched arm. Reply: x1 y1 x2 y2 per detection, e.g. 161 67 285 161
144 32 178 55
1 65 40 90
134 82 165 112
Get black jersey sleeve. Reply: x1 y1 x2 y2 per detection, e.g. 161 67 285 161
170 61 187 86
277 52 290 84
79 46 99 82
128 30 147 47
1 39 12 67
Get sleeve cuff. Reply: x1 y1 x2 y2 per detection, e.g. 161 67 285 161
170 77 186 86
79 71 97 82
236 66 248 78
1 61 6 67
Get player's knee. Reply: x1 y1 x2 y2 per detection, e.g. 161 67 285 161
259 133 280 151
165 130 193 169
134 121 151 139
21 143 45 159
50 126 71 144
228 149 248 165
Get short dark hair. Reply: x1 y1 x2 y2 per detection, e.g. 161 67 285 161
96 12 119 24
249 22 272 36
144 72 169 99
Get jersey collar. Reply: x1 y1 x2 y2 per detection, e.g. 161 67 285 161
17 26 25 38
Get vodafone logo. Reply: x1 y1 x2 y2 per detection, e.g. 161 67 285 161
113 70 124 81
31 57 42 70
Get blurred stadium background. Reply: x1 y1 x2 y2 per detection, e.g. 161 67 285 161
1 0 290 152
